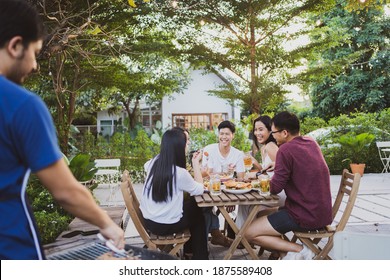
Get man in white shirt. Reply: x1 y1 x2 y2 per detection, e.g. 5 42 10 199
202 120 245 247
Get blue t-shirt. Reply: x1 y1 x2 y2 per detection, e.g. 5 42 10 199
0 76 62 259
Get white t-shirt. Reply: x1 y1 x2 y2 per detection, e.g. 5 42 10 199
202 143 245 173
140 158 204 224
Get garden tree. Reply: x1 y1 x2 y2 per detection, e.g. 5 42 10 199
26 0 189 153
345 0 386 12
303 0 389 119
89 56 189 131
138 0 335 115
24 0 133 153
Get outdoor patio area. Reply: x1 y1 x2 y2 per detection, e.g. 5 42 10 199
81 172 390 260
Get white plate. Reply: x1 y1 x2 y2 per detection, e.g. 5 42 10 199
223 188 252 194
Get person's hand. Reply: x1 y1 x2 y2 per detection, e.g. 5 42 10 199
201 166 210 178
228 163 236 170
191 150 202 166
99 221 125 250
263 162 275 172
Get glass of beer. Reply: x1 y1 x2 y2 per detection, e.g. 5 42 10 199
259 174 270 195
243 152 253 176
209 175 221 196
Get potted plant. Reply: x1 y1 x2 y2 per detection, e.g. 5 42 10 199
66 153 99 191
339 132 375 176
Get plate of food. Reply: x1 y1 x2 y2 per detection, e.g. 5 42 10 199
223 188 252 194
223 181 252 194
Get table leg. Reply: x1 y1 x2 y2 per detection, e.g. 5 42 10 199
219 205 261 260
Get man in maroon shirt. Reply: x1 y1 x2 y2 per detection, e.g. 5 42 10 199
245 111 332 260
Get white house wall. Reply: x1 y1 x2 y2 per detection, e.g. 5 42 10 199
162 69 240 129
96 69 241 133
96 110 125 133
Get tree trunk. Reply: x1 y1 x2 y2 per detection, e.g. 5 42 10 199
123 97 140 131
249 6 259 114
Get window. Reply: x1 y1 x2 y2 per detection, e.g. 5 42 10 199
140 104 162 133
172 113 228 130
100 120 113 136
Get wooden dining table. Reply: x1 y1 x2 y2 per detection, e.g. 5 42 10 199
195 189 279 260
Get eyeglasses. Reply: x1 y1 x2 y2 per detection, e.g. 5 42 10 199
271 129 284 134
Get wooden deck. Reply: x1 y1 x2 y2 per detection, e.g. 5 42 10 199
44 206 125 256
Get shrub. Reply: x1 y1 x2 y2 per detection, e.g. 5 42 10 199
308 110 390 174
68 153 98 183
26 175 72 244
188 127 217 151
34 211 71 244
301 117 328 136
339 132 375 164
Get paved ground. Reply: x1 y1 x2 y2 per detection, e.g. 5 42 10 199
93 172 390 260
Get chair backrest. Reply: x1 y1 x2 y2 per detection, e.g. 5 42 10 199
332 169 361 232
95 158 120 169
120 170 157 250
376 141 390 160
376 141 390 149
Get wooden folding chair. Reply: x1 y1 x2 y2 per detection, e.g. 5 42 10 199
292 169 361 260
120 170 191 258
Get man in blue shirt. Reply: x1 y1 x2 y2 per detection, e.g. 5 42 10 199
0 0 124 259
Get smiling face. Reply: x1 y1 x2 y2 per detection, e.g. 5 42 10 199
253 120 271 145
271 124 287 145
218 127 234 148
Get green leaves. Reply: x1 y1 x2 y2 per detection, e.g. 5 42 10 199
339 132 375 164
68 153 98 182
307 1 389 119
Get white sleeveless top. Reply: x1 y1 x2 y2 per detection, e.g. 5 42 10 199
262 153 274 177
261 142 276 177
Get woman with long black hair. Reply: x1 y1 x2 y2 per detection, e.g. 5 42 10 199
140 128 208 259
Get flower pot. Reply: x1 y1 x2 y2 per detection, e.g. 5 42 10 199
350 163 365 177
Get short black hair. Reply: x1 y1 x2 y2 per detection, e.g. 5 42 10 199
218 120 236 133
272 111 300 135
0 0 44 48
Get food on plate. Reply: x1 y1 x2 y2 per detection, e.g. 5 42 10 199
203 151 209 157
223 180 238 188
236 182 251 189
224 180 251 190
251 180 261 190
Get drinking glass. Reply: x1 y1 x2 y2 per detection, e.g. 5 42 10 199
209 175 221 196
243 152 253 175
259 174 270 195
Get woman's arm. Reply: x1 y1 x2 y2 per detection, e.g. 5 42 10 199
252 156 262 171
191 150 203 183
266 142 279 162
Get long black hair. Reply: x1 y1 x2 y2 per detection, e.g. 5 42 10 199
144 128 187 202
252 115 277 150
